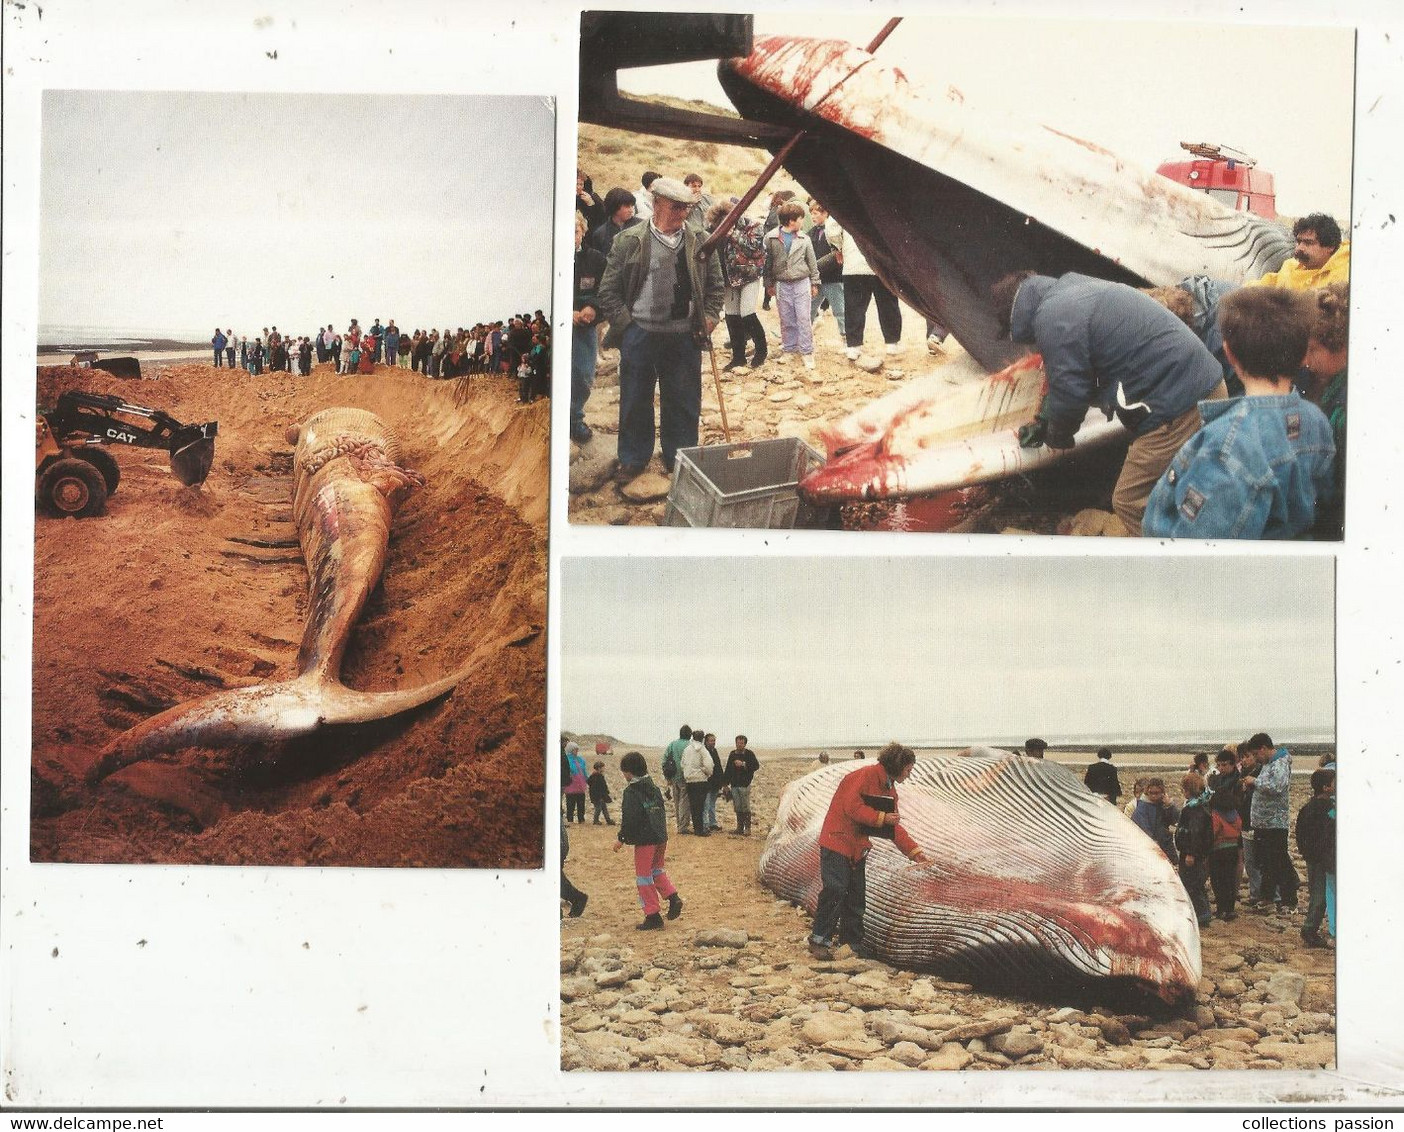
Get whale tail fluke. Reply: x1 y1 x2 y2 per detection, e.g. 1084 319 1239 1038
86 667 485 786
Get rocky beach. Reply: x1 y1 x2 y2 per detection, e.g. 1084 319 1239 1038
561 746 1334 1073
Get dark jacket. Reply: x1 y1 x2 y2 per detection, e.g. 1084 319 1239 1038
1174 797 1214 862
1132 798 1180 865
575 178 606 232
723 747 760 789
574 245 608 316
1295 794 1336 870
1084 759 1121 803
597 220 725 350
810 221 842 284
586 216 637 259
586 771 612 805
1207 766 1243 814
1009 273 1223 440
705 744 724 790
618 775 669 846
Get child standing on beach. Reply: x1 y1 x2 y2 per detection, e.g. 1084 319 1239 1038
1173 771 1213 927
1295 768 1336 948
614 751 682 931
1131 778 1179 865
587 761 614 825
1123 777 1149 819
763 200 821 372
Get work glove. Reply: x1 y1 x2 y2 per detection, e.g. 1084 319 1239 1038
1018 389 1053 448
1017 418 1047 448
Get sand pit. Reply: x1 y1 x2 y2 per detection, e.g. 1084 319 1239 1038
31 361 547 868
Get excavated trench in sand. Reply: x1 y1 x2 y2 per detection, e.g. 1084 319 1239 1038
30 362 547 868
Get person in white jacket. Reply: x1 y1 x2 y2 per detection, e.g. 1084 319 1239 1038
680 729 713 838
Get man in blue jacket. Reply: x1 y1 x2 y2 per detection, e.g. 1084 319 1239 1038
1242 732 1298 914
992 271 1227 535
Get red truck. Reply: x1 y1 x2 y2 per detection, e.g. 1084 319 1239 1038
1157 141 1277 219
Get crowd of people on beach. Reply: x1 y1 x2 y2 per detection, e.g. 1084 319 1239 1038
572 165 925 457
562 732 1336 974
1101 737 1337 951
575 158 1349 541
559 727 761 927
209 312 552 403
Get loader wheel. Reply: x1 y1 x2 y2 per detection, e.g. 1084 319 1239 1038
73 447 121 495
38 457 108 518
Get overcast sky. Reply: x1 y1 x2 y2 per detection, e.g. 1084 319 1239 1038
39 91 554 337
618 14 1354 222
562 555 1335 749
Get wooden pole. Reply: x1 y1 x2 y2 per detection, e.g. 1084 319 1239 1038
706 337 733 444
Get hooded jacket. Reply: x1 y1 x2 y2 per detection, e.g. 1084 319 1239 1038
1008 273 1223 439
1249 746 1293 831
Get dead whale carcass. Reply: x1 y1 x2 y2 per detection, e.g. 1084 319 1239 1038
760 753 1201 1005
798 353 1130 503
90 407 486 780
717 36 1292 373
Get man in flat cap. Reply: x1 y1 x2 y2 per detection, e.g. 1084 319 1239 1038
597 175 725 484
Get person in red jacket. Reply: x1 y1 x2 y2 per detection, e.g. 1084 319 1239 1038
808 742 929 959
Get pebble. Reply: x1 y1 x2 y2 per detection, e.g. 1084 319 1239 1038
1265 969 1307 1006
618 471 671 502
692 1013 766 1045
801 1010 866 1046
859 1056 913 1072
889 1041 928 1067
990 1029 1043 1059
567 445 618 494
920 1043 974 1071
695 928 749 949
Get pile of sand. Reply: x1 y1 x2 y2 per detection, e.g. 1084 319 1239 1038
31 361 547 868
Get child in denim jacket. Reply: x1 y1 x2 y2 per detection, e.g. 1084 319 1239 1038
1143 287 1334 540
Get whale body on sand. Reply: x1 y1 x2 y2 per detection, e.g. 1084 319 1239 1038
90 407 494 780
760 752 1201 1005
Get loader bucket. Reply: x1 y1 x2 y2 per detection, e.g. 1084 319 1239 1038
169 422 218 486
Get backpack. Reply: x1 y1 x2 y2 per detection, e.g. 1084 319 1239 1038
1211 807 1242 847
642 789 669 842
726 217 766 285
661 749 679 781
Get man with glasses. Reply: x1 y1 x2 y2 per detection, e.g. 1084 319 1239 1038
597 176 724 484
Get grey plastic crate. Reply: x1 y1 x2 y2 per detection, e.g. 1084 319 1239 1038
664 436 826 528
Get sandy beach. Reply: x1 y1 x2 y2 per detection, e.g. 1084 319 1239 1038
561 743 1334 1073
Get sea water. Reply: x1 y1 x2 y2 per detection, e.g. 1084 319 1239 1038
37 323 207 351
